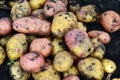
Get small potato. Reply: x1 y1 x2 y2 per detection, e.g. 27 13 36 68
102 58 117 73
6 33 28 60
76 4 98 23
52 12 77 38
9 61 30 80
30 38 52 57
20 52 45 73
77 22 87 32
90 38 106 59
63 75 80 80
10 0 31 20
63 65 79 77
65 29 94 58
100 10 120 33
53 51 73 72
0 18 12 36
29 0 46 10
88 30 111 44
0 46 6 65
77 57 104 80
31 9 47 20
13 17 51 36
44 0 67 17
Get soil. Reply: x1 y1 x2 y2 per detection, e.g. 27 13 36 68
0 0 120 80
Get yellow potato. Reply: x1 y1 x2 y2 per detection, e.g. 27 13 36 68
77 22 87 32
0 46 6 65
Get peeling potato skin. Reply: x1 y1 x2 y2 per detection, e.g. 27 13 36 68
13 17 51 36
88 30 111 44
100 10 120 33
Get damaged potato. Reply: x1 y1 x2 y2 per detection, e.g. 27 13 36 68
0 46 6 65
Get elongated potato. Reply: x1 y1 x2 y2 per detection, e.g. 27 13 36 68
10 0 31 20
53 51 73 72
30 38 52 57
0 18 12 36
9 61 30 80
0 46 6 65
13 17 51 36
6 33 28 60
65 29 94 58
52 12 77 38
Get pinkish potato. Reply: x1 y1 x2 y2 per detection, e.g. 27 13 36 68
30 38 52 57
13 17 51 36
63 75 80 80
0 18 12 36
88 30 110 44
20 52 45 73
65 29 94 58
44 0 67 17
100 10 120 33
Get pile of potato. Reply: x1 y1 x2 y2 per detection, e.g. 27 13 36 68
0 0 120 80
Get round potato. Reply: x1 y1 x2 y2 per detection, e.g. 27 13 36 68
0 46 6 65
53 51 73 72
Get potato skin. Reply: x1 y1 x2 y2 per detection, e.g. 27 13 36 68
63 75 80 80
6 33 28 60
9 61 30 80
20 52 45 73
77 22 87 32
100 10 120 33
0 46 6 65
65 29 94 58
10 0 31 20
0 18 12 36
13 17 51 36
53 51 73 72
88 30 111 44
30 38 52 57
52 12 77 38
44 0 67 17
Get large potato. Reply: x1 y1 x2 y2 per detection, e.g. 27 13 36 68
77 57 104 80
13 17 51 36
6 33 28 60
9 61 30 80
53 51 73 72
0 46 6 65
10 0 31 20
52 12 77 38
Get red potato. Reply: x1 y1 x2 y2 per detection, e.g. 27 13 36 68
20 52 45 73
88 30 111 44
44 0 67 17
63 75 80 80
30 38 52 57
100 10 120 33
13 17 51 36
0 18 12 36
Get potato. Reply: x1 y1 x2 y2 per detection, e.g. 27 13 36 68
100 10 120 33
30 38 52 57
31 9 47 20
77 57 104 80
44 0 67 17
88 30 111 44
29 0 46 10
32 64 61 80
0 18 12 36
76 4 98 23
53 51 73 72
0 46 6 65
59 0 68 6
13 17 51 36
27 35 36 44
10 0 31 20
20 52 45 73
65 29 94 58
9 61 30 80
102 58 117 73
6 33 28 60
90 38 105 59
63 75 80 80
112 78 120 80
52 38 66 57
77 22 87 32
52 12 77 38
63 65 79 77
